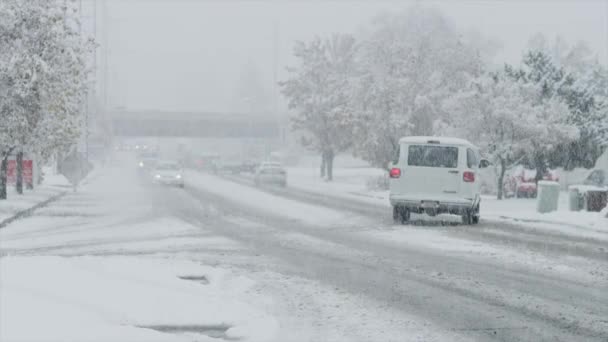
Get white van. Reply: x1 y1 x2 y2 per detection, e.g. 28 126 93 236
389 136 489 224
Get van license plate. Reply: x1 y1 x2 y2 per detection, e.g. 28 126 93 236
421 201 439 209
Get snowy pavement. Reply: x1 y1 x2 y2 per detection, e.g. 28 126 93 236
0 171 72 224
1 155 607 341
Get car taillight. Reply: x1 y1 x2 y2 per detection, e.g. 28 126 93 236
389 168 401 178
463 171 475 182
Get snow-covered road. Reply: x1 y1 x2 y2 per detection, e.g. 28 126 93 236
1 155 607 341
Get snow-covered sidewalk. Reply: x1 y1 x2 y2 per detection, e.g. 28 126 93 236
0 256 277 342
0 171 71 225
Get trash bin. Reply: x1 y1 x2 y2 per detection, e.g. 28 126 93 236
537 181 560 213
584 190 608 212
568 186 583 211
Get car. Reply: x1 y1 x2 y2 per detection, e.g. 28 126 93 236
503 167 559 198
218 159 243 174
151 161 184 188
195 154 220 173
136 151 159 174
389 136 490 225
254 162 287 187
240 159 259 173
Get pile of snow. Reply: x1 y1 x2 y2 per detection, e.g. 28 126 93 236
0 256 278 342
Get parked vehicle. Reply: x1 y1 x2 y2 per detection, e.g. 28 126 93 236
254 162 287 187
389 136 489 225
151 161 184 188
195 154 220 173
240 159 258 173
218 159 243 174
503 166 559 198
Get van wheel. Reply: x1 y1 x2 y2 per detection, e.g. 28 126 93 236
392 206 400 223
400 209 410 224
393 207 410 224
462 210 473 225
472 205 480 224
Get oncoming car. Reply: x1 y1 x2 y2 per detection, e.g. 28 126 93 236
254 162 287 187
389 136 489 225
151 161 184 188
136 151 159 174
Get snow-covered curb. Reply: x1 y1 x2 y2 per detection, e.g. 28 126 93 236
0 256 278 342
0 165 103 229
0 191 67 229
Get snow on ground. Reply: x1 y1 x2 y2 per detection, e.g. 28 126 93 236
482 195 608 239
0 215 240 257
185 170 355 226
0 169 71 223
0 256 278 342
240 268 475 342
287 167 388 205
358 226 606 284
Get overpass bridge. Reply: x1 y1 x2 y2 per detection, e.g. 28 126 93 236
109 109 285 139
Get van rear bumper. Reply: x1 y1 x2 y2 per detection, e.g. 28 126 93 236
390 196 479 215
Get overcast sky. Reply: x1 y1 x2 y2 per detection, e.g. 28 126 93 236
100 0 608 112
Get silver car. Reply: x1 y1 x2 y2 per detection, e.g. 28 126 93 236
254 162 287 187
151 162 184 188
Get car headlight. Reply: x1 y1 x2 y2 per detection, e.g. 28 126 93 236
139 162 144 167
175 174 182 179
155 174 161 179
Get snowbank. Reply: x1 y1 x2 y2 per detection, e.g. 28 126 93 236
0 256 278 342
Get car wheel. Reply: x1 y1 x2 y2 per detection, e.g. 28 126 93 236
400 209 410 224
392 206 400 223
462 210 473 225
472 205 480 224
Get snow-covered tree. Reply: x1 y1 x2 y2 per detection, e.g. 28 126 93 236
442 74 577 199
505 50 603 171
350 7 483 169
280 34 357 180
0 0 93 198
526 34 595 75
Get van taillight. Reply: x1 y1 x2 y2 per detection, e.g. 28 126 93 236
463 171 475 182
390 168 401 178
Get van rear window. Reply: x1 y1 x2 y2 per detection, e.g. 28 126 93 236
407 145 458 168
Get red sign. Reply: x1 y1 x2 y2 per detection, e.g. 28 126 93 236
7 160 33 185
